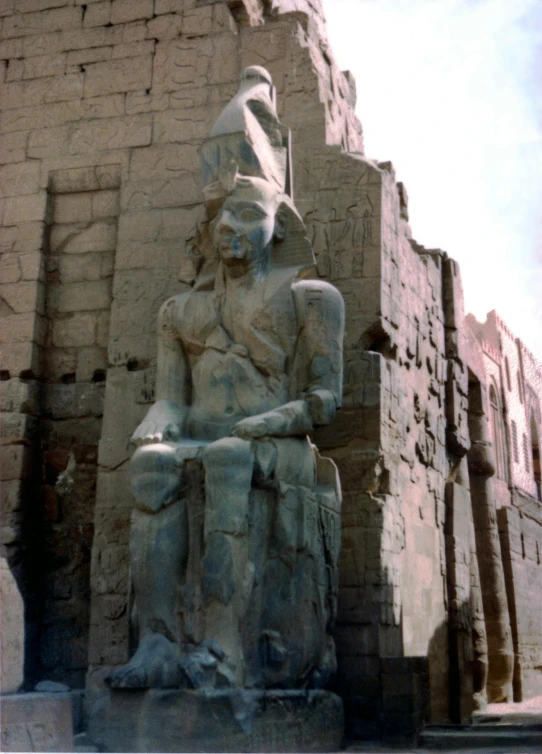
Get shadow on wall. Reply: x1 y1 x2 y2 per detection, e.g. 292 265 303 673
335 595 491 744
333 453 503 743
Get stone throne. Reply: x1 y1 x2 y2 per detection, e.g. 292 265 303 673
90 66 345 752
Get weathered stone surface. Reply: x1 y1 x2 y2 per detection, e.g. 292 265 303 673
83 56 153 98
104 67 345 699
88 688 344 753
0 0 540 743
0 557 24 694
0 692 73 752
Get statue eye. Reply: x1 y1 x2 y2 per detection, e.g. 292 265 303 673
239 208 262 221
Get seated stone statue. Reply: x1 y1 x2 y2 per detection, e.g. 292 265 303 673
106 67 345 693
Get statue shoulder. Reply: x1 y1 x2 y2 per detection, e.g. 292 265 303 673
157 291 191 333
289 278 344 408
290 279 345 329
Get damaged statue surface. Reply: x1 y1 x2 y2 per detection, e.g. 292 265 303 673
106 67 345 693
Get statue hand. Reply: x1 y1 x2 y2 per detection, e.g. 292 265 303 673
231 410 287 439
131 400 185 446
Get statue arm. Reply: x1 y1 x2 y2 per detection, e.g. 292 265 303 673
131 296 191 446
293 278 345 425
232 280 345 440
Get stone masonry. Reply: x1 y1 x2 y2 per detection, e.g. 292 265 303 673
0 0 541 743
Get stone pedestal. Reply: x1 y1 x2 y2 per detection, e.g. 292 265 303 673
0 693 74 752
88 688 344 753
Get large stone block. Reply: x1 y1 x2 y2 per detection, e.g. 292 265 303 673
151 40 198 93
44 382 104 420
0 74 84 110
14 0 70 15
52 313 97 348
3 6 82 37
0 162 40 196
3 192 46 224
49 219 117 254
0 281 43 314
0 411 38 446
49 163 121 194
0 130 27 164
69 115 153 154
129 143 200 181
0 377 40 414
0 311 46 346
120 174 201 210
0 444 35 481
154 0 197 13
57 252 103 283
65 45 113 71
2 248 42 288
0 692 73 752
20 53 67 81
0 557 24 695
110 0 153 25
88 688 344 753
83 54 153 98
53 192 93 224
83 1 111 28
145 12 185 40
112 40 156 60
48 279 112 314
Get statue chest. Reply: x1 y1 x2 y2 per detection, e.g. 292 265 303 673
178 279 298 380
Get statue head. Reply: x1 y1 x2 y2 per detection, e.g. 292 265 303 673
181 66 315 288
213 176 286 278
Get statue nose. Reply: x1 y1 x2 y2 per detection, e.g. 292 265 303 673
218 210 236 233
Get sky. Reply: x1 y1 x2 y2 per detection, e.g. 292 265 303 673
321 0 542 360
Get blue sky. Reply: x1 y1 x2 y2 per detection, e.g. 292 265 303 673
321 0 542 360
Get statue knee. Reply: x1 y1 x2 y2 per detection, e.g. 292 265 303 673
130 442 183 512
203 437 253 476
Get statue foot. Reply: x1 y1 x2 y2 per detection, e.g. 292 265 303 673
105 632 182 689
180 640 236 689
307 636 337 689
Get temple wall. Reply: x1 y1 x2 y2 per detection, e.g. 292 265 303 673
465 313 542 701
0 0 541 739
498 504 542 699
0 0 366 694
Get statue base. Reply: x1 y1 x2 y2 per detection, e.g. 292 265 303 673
88 688 344 753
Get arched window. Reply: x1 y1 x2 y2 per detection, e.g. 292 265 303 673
489 384 507 480
531 413 541 501
517 371 524 404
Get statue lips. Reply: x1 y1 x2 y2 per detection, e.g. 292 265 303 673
219 234 250 262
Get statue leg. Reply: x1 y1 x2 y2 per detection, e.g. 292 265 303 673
130 500 187 643
106 443 192 689
201 437 254 685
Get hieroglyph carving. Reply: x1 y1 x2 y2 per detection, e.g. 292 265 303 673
106 67 345 691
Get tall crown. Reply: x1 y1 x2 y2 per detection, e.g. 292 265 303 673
199 66 293 208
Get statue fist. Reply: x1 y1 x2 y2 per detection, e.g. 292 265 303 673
232 410 287 439
131 400 185 446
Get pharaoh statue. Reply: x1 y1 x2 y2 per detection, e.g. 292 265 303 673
106 67 345 693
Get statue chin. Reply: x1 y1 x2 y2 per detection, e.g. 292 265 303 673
221 256 248 277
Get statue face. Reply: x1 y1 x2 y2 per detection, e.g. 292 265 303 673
213 178 280 273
